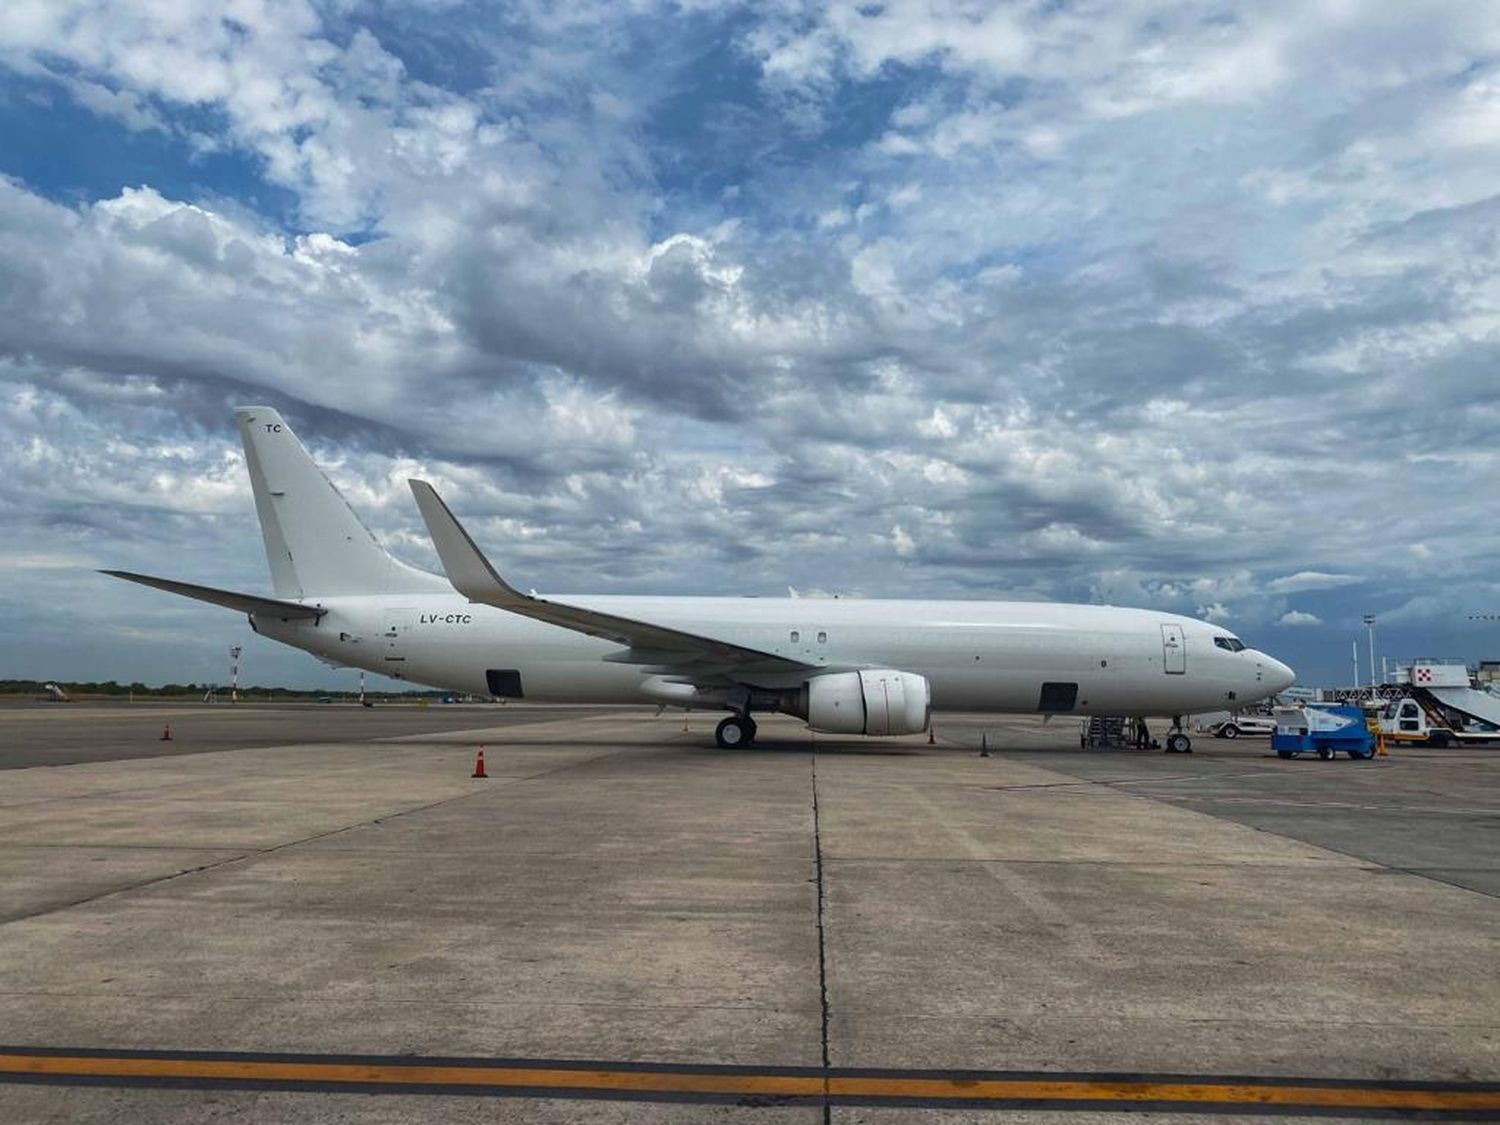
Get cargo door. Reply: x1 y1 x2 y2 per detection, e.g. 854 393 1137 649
1037 682 1079 713
1161 624 1186 675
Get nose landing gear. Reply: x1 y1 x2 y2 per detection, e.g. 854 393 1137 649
1164 715 1193 754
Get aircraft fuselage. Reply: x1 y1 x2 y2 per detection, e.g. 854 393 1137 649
255 593 1291 717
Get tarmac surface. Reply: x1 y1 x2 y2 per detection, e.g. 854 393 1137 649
0 703 1495 1122
0 701 621 769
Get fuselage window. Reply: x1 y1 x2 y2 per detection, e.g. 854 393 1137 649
817 630 827 644
790 630 800 643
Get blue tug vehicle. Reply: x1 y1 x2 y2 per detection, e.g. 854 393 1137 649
1271 704 1377 760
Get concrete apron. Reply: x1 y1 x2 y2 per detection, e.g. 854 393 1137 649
0 710 1495 1122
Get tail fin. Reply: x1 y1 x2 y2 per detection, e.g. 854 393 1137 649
235 406 446 598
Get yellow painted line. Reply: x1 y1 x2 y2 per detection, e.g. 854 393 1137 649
0 1055 824 1098
826 1075 1500 1112
2 1053 1497 1113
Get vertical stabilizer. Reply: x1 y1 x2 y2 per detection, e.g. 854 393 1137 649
235 407 445 598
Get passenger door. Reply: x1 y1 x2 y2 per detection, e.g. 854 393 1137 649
1161 624 1186 675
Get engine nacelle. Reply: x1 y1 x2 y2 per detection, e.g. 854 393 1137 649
803 669 931 736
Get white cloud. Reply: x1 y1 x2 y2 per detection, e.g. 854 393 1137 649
1267 571 1363 594
891 524 915 557
1197 602 1232 623
1278 610 1322 626
0 551 94 570
1 2 1498 688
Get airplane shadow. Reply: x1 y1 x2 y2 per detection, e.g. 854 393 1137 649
712 738 934 757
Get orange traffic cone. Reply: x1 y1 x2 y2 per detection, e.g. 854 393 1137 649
471 747 488 778
928 727 936 745
160 723 172 741
980 733 990 758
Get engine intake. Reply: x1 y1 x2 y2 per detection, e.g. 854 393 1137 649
800 669 931 736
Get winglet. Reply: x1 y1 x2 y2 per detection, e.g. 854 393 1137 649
408 480 528 608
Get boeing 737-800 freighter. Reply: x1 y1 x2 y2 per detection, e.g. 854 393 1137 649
107 407 1295 752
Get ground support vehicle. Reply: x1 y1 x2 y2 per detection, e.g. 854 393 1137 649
1272 704 1376 760
1378 663 1500 747
1210 715 1275 739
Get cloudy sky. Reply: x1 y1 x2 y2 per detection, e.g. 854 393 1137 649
2 0 1498 691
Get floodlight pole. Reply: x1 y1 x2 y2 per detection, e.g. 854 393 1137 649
229 645 242 704
1363 614 1377 687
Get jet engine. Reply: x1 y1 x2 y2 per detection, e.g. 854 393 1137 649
797 669 931 736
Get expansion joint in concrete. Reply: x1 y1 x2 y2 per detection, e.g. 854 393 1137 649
811 752 832 1124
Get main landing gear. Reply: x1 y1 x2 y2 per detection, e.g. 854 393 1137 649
1164 715 1193 754
715 713 758 749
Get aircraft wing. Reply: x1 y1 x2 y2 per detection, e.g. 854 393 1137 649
102 571 326 620
409 480 813 682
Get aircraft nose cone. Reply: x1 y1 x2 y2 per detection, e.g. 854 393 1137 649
1265 656 1296 693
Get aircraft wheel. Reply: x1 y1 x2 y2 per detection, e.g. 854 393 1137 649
743 717 758 745
1221 723 1240 739
1165 732 1192 754
715 716 751 749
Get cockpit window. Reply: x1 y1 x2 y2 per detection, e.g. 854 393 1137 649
1213 636 1247 652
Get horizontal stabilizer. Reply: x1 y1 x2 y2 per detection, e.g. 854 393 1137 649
101 571 325 620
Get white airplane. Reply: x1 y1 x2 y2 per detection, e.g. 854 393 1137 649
106 407 1295 752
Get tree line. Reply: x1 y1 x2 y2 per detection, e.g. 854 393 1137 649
0 680 447 701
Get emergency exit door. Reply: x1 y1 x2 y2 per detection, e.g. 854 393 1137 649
1161 624 1186 674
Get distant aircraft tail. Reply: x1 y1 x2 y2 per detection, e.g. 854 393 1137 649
235 406 446 598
